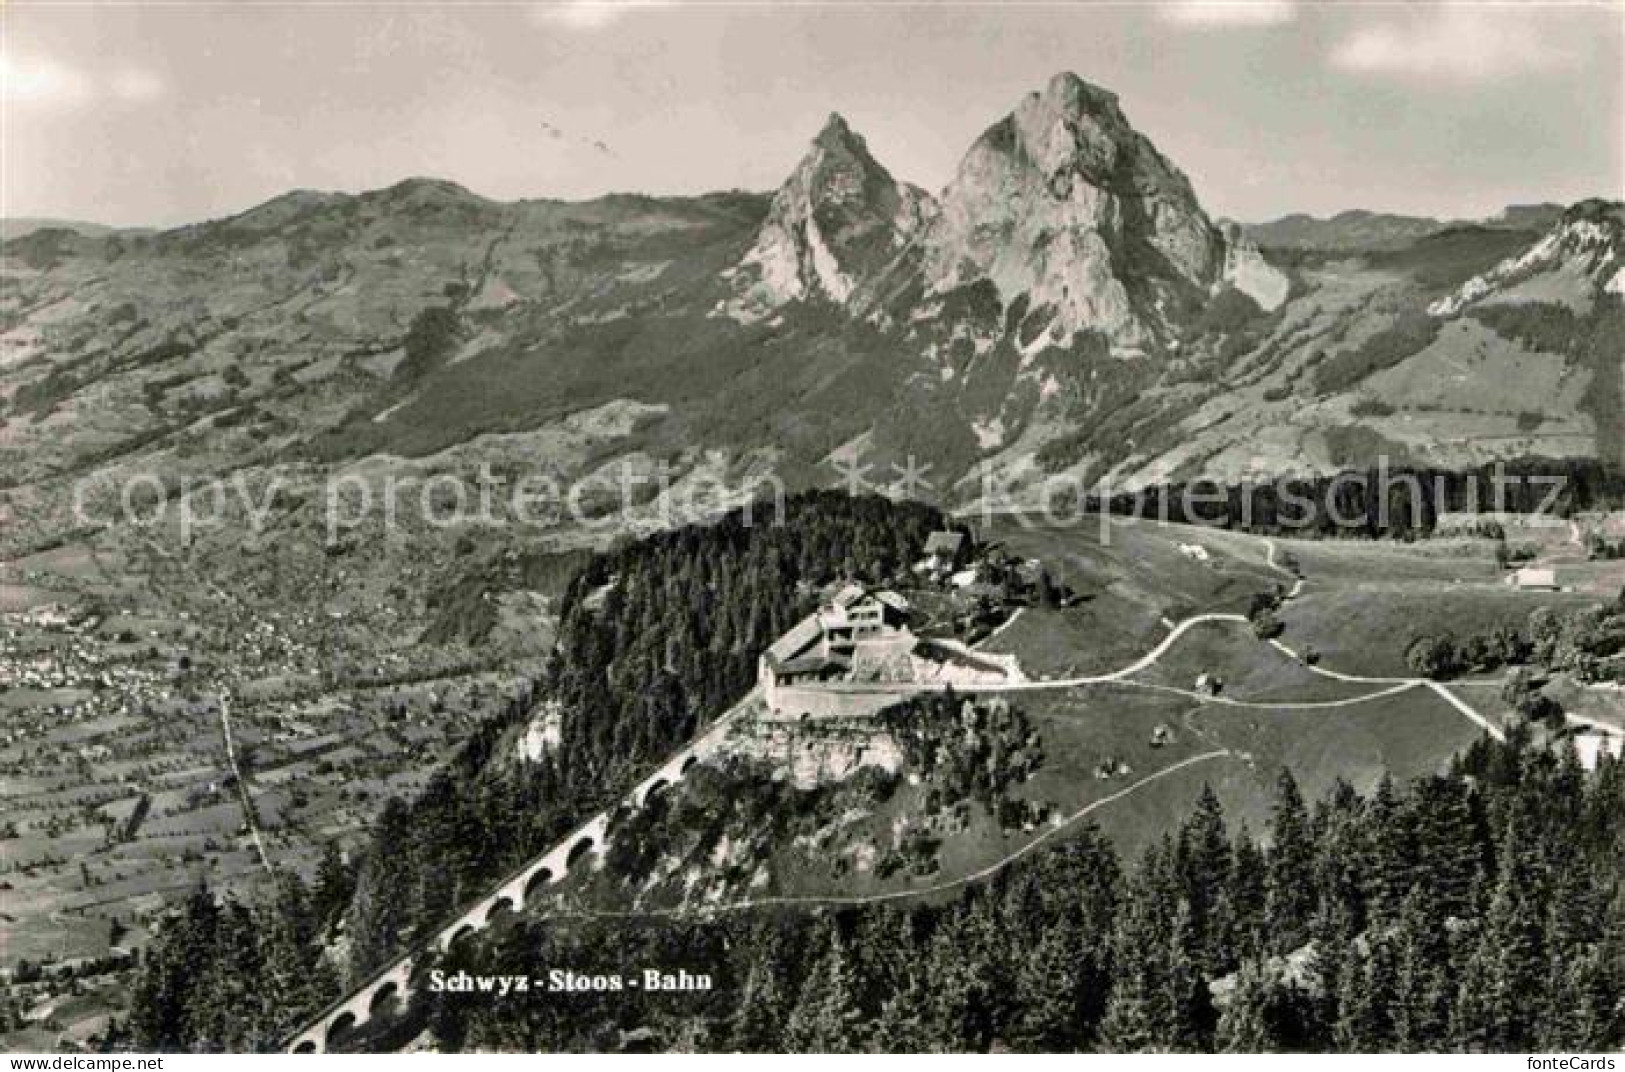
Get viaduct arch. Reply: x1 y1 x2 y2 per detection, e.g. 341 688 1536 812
284 719 739 1052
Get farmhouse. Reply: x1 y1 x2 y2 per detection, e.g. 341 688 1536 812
920 530 971 576
1512 567 1561 592
1575 731 1623 772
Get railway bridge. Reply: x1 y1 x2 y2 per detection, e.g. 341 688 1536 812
286 696 745 1053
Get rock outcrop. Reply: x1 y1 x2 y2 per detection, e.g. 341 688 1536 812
1218 221 1290 312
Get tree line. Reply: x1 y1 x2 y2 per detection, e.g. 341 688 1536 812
1407 587 1625 684
1097 457 1625 539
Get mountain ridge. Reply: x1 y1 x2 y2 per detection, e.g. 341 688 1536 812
1 71 1620 546
1243 203 1568 252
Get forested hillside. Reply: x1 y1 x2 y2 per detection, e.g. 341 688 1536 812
415 740 1625 1052
110 491 1622 1053
340 492 946 980
376 741 1622 1052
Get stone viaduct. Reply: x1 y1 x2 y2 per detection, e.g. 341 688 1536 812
286 697 744 1053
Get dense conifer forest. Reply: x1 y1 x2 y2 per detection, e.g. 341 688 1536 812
120 737 1623 1052
423 740 1623 1053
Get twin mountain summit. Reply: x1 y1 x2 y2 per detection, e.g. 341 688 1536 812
5 71 1621 515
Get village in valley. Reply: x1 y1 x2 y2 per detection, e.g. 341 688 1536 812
0 531 539 1049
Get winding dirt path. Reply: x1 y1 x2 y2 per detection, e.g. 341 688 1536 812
1262 537 1306 599
1256 534 1503 740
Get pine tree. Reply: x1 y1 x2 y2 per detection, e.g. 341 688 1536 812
1408 775 1484 921
1472 820 1550 1049
1366 775 1421 923
128 881 219 1050
921 922 988 1051
1448 935 1496 1052
1098 964 1161 1052
729 954 790 1051
783 930 867 1053
1310 778 1370 934
189 898 266 1050
312 841 354 929
1216 959 1276 1052
1304 898 1357 1047
1332 940 1395 1053
1539 945 1619 1050
1389 889 1451 1051
1012 924 1087 1051
344 798 413 981
1264 769 1315 952
1175 783 1232 974
1162 898 1217 1051
871 982 932 1053
1098 883 1165 1052
1223 827 1268 963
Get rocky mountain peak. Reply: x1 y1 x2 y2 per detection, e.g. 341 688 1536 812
721 114 935 320
1011 71 1133 179
921 71 1227 355
812 111 860 151
1042 69 1120 108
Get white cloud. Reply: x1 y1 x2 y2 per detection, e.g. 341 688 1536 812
529 1 673 32
111 68 167 103
1159 1 1297 28
1330 7 1572 83
1 54 166 107
0 56 94 106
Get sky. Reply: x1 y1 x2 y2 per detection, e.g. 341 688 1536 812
1 1 1620 228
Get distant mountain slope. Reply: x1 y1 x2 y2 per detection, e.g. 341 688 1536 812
1244 210 1445 252
1244 203 1566 253
0 217 141 241
1429 200 1624 316
1484 203 1568 233
1100 207 1622 492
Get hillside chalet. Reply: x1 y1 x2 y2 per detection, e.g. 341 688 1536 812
759 584 911 703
